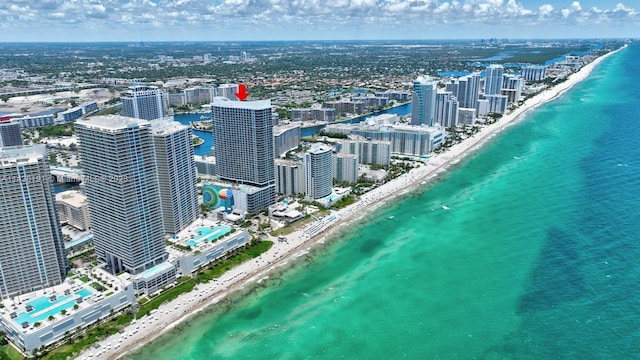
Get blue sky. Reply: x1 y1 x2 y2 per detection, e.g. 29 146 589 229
0 1 637 42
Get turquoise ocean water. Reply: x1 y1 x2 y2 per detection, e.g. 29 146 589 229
130 44 640 359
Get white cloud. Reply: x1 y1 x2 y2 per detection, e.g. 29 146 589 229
539 4 553 16
0 0 637 40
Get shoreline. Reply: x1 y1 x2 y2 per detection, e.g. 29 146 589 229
78 46 623 360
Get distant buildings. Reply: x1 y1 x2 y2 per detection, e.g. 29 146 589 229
55 190 91 231
216 84 240 101
322 100 365 115
411 76 437 126
290 107 335 122
521 65 548 82
194 155 217 177
184 86 216 105
151 119 199 234
6 114 55 128
76 116 167 275
122 85 167 120
326 120 444 157
211 98 275 213
0 145 67 298
273 124 301 158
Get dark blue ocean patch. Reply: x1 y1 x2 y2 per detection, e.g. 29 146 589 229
517 228 584 314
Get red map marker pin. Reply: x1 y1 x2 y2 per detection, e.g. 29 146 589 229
235 84 249 101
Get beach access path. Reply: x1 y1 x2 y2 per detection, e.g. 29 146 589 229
76 46 623 360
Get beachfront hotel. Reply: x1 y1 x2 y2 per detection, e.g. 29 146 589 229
0 145 68 298
211 97 276 213
333 153 358 184
446 73 481 110
410 75 437 126
151 119 199 234
334 138 392 166
275 159 305 196
304 143 333 200
521 65 548 82
435 92 460 128
122 85 167 120
325 121 445 157
484 64 504 95
76 116 167 275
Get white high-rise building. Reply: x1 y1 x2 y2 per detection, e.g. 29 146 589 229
304 143 333 200
484 64 504 95
0 145 67 298
151 119 199 234
274 159 305 196
521 65 547 82
211 98 275 212
335 139 391 166
446 73 481 110
411 76 437 126
333 153 358 184
216 84 240 101
435 92 460 128
122 85 167 120
502 74 525 103
76 116 166 274
55 190 91 231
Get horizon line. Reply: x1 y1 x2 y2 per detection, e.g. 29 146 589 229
0 37 636 45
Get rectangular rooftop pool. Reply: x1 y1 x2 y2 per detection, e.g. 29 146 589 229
14 288 94 326
186 225 231 247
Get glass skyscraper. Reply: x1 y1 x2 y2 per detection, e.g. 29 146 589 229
0 120 23 147
411 76 437 126
76 115 166 275
122 85 167 120
151 119 199 235
211 98 276 212
304 143 333 200
484 64 504 95
0 145 67 298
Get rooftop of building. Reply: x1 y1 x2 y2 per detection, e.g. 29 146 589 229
211 97 271 110
167 218 240 252
0 144 46 163
274 158 301 166
150 117 188 135
55 190 87 208
0 267 131 334
76 115 150 131
273 123 301 135
308 143 333 154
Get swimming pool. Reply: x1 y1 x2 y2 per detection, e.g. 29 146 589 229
15 288 94 325
186 226 231 247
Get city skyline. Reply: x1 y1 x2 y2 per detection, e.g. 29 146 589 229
0 1 637 42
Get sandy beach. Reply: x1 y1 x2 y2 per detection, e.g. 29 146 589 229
76 47 622 360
